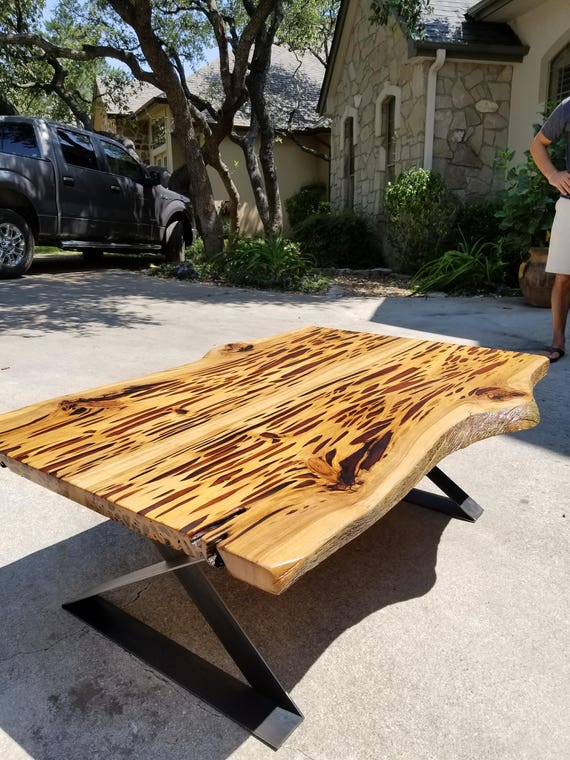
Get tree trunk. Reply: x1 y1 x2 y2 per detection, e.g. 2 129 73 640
0 95 18 115
242 6 284 237
202 134 241 247
183 133 224 260
110 0 224 259
210 157 241 247
258 121 282 236
232 123 272 235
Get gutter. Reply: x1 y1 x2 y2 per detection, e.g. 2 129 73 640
409 39 529 63
423 49 446 170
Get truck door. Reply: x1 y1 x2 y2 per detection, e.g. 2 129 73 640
53 127 132 241
96 137 157 242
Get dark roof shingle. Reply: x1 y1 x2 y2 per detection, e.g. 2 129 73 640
101 47 328 133
416 0 527 55
186 47 328 131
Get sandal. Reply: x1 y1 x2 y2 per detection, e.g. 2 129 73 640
545 346 565 363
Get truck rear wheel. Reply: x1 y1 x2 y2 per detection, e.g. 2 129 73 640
0 210 35 278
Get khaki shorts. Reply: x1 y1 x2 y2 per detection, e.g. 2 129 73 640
546 197 570 274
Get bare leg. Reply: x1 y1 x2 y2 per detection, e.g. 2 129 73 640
547 273 570 360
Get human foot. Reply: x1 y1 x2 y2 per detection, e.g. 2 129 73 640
545 345 565 363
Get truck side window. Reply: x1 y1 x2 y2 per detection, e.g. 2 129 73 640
101 140 144 183
57 129 98 170
0 123 40 158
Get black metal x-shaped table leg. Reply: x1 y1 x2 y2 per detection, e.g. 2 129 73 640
404 465 484 521
63 550 303 750
62 465 481 749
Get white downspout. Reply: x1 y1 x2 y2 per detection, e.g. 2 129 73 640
423 48 446 170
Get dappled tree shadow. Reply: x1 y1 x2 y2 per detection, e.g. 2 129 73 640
0 254 331 336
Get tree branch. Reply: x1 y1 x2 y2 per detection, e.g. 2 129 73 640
275 129 330 162
0 32 160 86
42 54 94 128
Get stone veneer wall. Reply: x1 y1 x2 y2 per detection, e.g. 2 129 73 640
328 0 514 219
433 62 513 202
328 0 428 218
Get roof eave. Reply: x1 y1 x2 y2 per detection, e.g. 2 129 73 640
134 95 168 116
467 0 514 21
409 38 529 62
318 0 349 114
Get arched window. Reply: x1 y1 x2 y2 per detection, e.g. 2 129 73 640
380 96 396 183
375 84 401 187
548 43 570 102
343 117 355 210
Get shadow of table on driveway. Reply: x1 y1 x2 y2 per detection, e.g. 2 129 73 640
0 499 448 760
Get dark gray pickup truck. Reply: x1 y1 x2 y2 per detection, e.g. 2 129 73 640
0 116 194 277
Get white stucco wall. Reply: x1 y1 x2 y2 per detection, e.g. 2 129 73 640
170 124 329 235
507 0 570 159
203 135 330 235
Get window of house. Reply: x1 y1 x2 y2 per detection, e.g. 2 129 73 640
151 150 168 169
381 96 396 183
343 117 355 210
151 117 166 149
548 43 570 103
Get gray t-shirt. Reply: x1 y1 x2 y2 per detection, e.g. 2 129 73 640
541 96 570 172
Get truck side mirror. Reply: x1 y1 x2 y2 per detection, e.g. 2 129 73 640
146 166 171 188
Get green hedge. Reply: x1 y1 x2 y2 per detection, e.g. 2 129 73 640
285 183 329 228
384 169 459 273
217 236 328 292
292 211 383 268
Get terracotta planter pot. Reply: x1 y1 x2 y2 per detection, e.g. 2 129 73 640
518 247 555 308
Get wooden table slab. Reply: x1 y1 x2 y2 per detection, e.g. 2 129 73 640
0 327 548 594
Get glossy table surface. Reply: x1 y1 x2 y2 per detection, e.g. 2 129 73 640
0 327 548 593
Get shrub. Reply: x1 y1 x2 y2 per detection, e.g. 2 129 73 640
449 201 503 247
145 235 329 293
384 168 459 273
219 236 322 291
411 238 507 294
296 272 331 294
494 147 557 254
285 183 329 228
493 104 566 280
292 211 382 268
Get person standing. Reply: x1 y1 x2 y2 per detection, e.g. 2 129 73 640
530 96 570 363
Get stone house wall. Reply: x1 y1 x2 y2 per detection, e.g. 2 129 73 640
433 62 513 202
328 0 428 218
327 0 513 221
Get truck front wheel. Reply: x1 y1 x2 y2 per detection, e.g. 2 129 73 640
163 219 186 263
0 210 35 278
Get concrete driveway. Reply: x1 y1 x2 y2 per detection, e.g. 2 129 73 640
1 259 568 760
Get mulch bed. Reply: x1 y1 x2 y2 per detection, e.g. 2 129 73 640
332 271 413 298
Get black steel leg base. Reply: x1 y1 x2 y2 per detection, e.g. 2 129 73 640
404 465 483 522
63 553 302 750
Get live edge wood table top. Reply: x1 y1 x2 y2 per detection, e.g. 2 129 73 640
0 327 548 595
